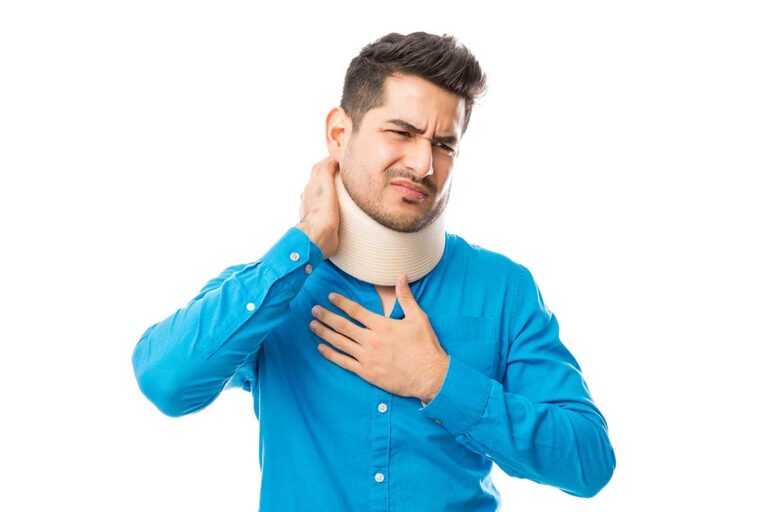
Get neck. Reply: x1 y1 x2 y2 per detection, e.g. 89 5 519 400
328 172 447 286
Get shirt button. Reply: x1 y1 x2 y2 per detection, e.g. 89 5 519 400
305 263 312 274
374 472 385 483
246 302 255 311
377 403 388 413
434 418 442 425
289 252 300 262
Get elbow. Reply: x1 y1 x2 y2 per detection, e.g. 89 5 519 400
133 369 188 418
565 435 617 498
131 329 192 418
576 460 615 498
136 375 189 418
568 470 613 499
132 350 187 417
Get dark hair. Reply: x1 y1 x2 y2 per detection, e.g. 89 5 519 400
340 31 487 137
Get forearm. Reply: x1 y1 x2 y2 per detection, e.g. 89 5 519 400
132 273 296 417
419 357 615 498
131 226 323 417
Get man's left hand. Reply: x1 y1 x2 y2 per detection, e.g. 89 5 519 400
310 274 449 404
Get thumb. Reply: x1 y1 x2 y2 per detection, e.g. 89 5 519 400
396 274 418 316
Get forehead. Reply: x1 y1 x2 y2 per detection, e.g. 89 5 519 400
365 74 465 136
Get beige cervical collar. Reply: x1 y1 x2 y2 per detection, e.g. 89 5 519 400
328 171 447 286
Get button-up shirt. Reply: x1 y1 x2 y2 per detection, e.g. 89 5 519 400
132 226 616 510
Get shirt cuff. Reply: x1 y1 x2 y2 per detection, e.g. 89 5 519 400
418 355 493 436
238 226 324 294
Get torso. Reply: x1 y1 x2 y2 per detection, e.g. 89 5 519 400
374 285 397 318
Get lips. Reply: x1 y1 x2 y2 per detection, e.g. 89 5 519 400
392 183 427 200
391 180 428 196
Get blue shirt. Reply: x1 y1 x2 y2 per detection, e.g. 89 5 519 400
132 226 616 510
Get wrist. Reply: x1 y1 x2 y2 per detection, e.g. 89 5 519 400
296 220 330 259
419 353 450 404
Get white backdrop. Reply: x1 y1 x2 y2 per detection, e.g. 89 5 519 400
2 1 766 510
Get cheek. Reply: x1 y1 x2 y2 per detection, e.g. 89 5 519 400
373 140 401 167
352 138 398 171
433 173 453 198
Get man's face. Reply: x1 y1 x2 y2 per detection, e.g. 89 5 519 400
329 73 465 233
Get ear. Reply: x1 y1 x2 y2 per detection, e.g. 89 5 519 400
325 106 350 161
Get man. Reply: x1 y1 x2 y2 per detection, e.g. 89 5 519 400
132 31 616 510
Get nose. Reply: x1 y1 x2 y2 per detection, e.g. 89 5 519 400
403 137 434 180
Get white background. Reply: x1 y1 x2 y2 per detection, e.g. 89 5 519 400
2 1 766 510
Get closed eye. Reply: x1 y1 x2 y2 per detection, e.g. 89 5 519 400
389 130 455 155
437 143 456 154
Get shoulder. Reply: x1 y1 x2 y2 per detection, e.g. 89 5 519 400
444 232 549 342
446 231 533 283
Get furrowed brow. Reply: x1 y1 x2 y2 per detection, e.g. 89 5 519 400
385 118 458 146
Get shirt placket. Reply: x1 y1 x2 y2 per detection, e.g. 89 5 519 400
362 281 413 512
369 389 392 512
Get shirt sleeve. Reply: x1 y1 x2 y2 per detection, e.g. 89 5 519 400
418 264 616 498
131 226 324 417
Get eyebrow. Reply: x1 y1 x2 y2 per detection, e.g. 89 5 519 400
384 118 458 146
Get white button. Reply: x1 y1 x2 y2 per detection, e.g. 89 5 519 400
374 472 385 482
305 264 312 274
434 418 442 425
289 252 300 261
377 403 388 413
484 453 491 458
246 302 255 311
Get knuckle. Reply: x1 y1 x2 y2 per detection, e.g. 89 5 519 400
339 320 353 337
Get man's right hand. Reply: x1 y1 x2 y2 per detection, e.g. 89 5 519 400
295 155 341 260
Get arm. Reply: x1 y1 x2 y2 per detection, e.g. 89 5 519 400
131 226 324 417
419 264 616 498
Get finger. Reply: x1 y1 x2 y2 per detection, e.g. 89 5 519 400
310 319 362 359
322 158 339 178
312 304 368 341
316 342 364 376
395 274 421 318
327 292 383 330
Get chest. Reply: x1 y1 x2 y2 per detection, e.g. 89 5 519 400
374 285 397 318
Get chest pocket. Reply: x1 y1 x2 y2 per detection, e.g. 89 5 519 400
427 314 497 380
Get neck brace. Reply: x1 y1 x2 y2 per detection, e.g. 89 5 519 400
328 171 447 286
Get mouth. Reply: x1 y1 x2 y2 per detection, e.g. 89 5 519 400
391 181 428 200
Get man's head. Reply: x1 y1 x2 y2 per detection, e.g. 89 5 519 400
326 32 487 233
